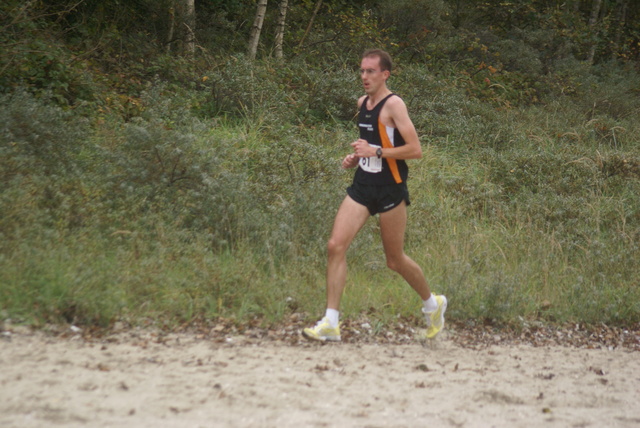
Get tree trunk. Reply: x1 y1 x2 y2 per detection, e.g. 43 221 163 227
611 0 628 60
248 0 268 60
166 0 176 53
587 0 603 64
297 0 322 48
184 0 196 55
588 0 602 26
274 0 288 59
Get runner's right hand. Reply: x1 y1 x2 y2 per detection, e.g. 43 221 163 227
342 153 359 169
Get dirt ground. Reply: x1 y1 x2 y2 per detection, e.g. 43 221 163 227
1 324 639 428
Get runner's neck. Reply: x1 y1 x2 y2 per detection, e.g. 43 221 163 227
367 90 392 110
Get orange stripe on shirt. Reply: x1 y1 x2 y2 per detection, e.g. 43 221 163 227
378 119 402 184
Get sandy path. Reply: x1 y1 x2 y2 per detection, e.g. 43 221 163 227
1 328 639 428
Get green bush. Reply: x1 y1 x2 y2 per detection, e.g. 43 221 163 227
0 91 90 175
202 56 292 120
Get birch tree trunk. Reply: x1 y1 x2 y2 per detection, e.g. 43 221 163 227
184 0 196 55
274 0 288 59
248 0 268 60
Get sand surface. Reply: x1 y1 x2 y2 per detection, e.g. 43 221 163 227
1 326 639 428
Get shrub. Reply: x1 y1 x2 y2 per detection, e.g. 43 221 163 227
0 91 90 175
202 56 293 121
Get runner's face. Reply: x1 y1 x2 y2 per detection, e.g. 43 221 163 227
360 56 388 95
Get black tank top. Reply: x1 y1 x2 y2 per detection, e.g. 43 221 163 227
354 94 408 185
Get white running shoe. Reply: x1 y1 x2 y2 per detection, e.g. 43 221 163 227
302 317 341 342
422 294 447 339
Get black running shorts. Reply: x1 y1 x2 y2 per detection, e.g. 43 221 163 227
347 181 411 216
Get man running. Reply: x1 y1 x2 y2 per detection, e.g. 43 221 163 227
302 49 447 342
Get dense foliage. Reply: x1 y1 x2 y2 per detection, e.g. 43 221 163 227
1 0 639 331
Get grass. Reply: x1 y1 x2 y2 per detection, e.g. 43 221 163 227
1 61 640 333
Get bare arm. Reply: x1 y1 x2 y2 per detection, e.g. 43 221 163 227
343 97 369 167
380 96 422 159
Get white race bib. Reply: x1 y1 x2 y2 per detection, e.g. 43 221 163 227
359 144 382 173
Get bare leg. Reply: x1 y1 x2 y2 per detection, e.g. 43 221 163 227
325 196 370 309
379 201 431 300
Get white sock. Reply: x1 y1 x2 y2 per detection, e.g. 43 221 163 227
325 308 340 328
423 295 438 313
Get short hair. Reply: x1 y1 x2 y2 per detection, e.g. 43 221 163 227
362 49 393 73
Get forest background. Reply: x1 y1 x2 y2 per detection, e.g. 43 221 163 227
1 0 639 337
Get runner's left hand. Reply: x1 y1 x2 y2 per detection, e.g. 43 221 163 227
351 139 373 158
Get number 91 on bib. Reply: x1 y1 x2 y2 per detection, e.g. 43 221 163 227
359 144 382 173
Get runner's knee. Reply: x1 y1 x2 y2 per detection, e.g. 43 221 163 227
327 238 348 258
385 255 404 272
